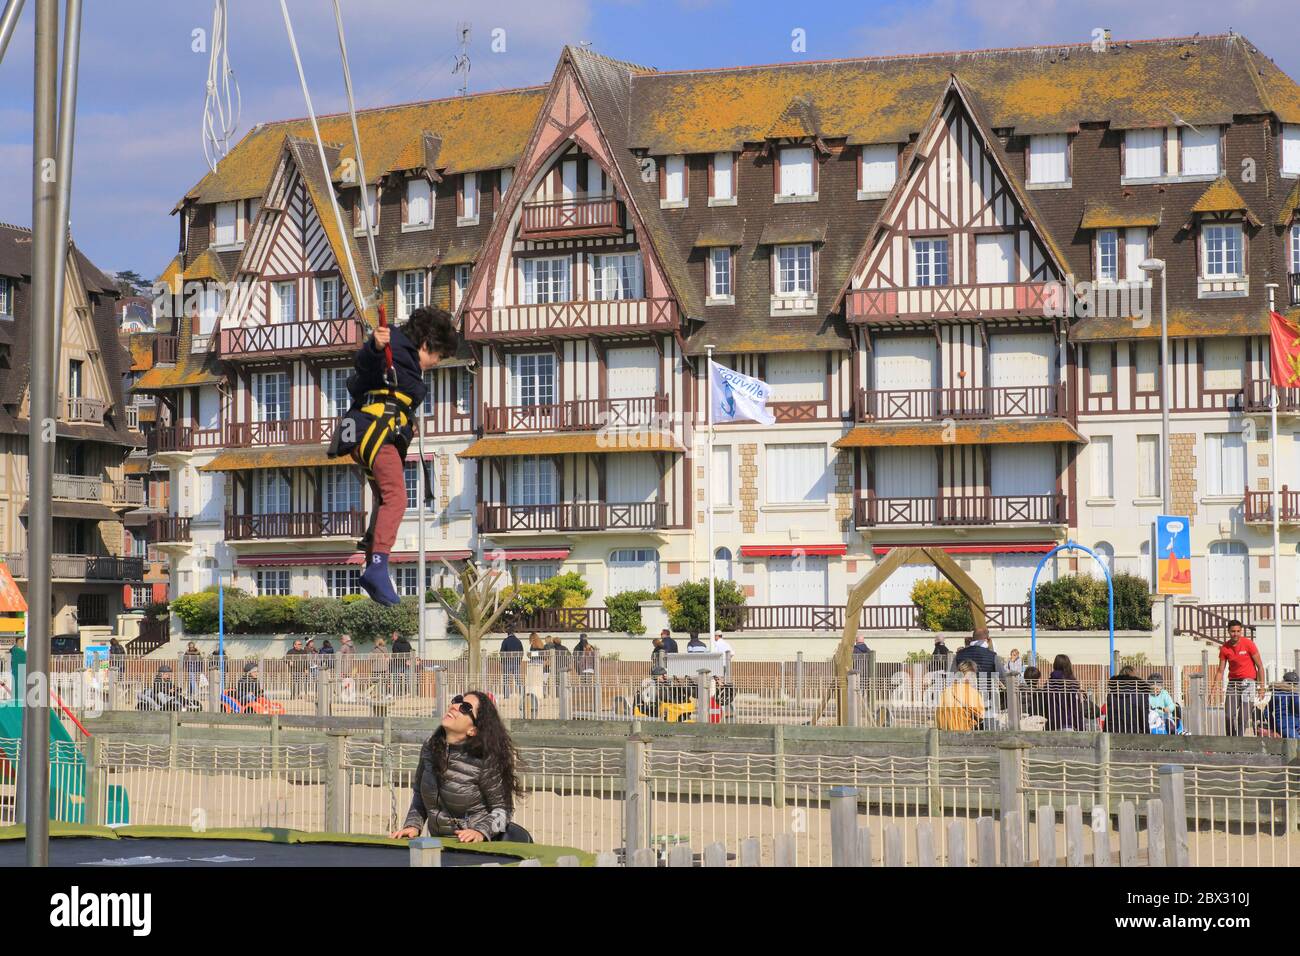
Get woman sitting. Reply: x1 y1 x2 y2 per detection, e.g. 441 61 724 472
391 690 523 843
936 660 986 732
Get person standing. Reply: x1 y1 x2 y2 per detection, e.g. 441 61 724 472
285 639 310 700
338 634 354 677
390 631 413 696
182 642 204 700
686 634 708 653
1220 621 1264 736
499 629 523 699
659 628 679 654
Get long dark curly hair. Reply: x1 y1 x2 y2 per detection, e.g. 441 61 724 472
429 690 524 808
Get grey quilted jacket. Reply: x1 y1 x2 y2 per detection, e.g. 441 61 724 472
403 737 511 838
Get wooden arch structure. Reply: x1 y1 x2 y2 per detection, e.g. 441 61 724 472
831 547 989 724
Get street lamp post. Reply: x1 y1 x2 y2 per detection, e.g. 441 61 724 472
1139 258 1172 669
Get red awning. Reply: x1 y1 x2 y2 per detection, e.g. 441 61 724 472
484 548 571 562
871 543 1055 555
237 550 473 568
739 545 849 558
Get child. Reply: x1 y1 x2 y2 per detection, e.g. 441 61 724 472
1147 673 1177 734
330 306 458 605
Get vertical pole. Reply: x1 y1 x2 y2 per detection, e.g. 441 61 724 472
1266 283 1282 681
997 739 1026 862
706 347 715 639
1159 268 1173 669
48 0 82 421
0 0 27 67
417 407 427 662
24 0 59 867
829 786 859 867
623 736 647 857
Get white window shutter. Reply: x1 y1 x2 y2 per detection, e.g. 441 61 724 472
664 156 685 201
1124 128 1164 178
779 147 814 196
1123 228 1149 282
1284 125 1300 175
713 152 733 198
860 144 897 192
1028 134 1068 184
1180 125 1220 176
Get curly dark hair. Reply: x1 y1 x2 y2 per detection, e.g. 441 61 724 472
429 690 524 808
403 305 458 359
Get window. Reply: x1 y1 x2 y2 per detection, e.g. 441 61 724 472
975 234 1016 284
274 281 296 324
766 351 825 401
1135 341 1159 393
1124 227 1149 282
399 270 425 319
214 201 238 246
712 446 732 506
711 152 735 201
912 238 949 287
1137 434 1161 499
1205 432 1245 496
327 568 362 597
68 359 83 399
586 159 606 196
315 277 338 321
1203 338 1244 390
456 367 473 415
0 277 12 317
1290 223 1300 275
1124 128 1165 179
1088 345 1112 394
324 468 362 513
513 562 559 585
1028 134 1070 185
1180 125 1220 176
776 244 813 295
1202 224 1243 278
510 352 555 407
1091 435 1113 499
591 253 643 301
454 264 472 309
130 535 148 559
256 570 291 596
394 566 422 597
404 178 432 227
508 456 557 506
253 470 290 515
714 547 733 581
421 369 435 414
405 460 420 509
765 443 827 503
709 248 732 300
498 167 514 198
252 371 290 421
459 172 478 222
1284 125 1300 176
1207 540 1249 603
662 155 686 203
778 146 814 197
1096 230 1119 282
522 257 571 304
608 549 660 594
356 185 378 232
322 367 350 418
860 144 898 194
769 555 827 605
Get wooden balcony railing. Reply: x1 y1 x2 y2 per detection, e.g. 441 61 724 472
153 336 178 365
483 395 668 433
519 196 624 240
225 418 338 448
463 297 678 342
220 318 364 358
1243 377 1300 413
147 516 191 543
62 395 106 424
146 425 224 455
847 282 1059 321
495 607 612 633
855 493 1064 527
855 384 1066 422
1244 488 1300 523
107 479 146 507
225 510 367 540
478 501 669 533
51 473 103 501
2 553 144 581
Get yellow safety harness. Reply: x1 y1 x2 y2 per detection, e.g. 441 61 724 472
353 386 415 472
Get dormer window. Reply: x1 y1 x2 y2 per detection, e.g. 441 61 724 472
354 185 379 234
1123 128 1165 180
499 167 515 198
661 155 687 207
403 178 432 229
213 201 238 247
775 244 813 295
1290 223 1300 275
708 248 733 302
1202 224 1243 279
0 276 11 318
398 270 425 320
858 144 898 197
458 173 479 225
710 152 735 205
1096 230 1119 282
776 146 815 201
1027 134 1070 186
1179 125 1221 177
1284 125 1300 177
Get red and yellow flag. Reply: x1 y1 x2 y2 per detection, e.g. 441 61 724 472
1271 310 1300 388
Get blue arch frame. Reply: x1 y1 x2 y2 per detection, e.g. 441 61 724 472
1029 540 1115 677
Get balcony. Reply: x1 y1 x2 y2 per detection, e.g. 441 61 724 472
153 336 178 365
855 493 1065 527
854 384 1065 422
146 425 224 456
107 479 146 507
483 395 668 434
225 510 366 541
1244 489 1300 524
62 395 106 424
3 553 144 582
225 418 338 448
463 298 678 342
847 282 1058 322
52 473 104 502
478 501 669 534
219 318 364 360
1243 377 1300 414
519 196 624 241
147 516 191 544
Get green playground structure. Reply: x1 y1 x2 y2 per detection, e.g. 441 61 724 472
0 701 129 825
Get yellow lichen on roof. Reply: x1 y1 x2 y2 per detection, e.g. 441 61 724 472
1080 201 1162 229
182 87 546 206
200 446 351 471
156 254 183 291
1070 308 1272 341
833 420 1085 448
185 248 229 283
459 432 684 458
1191 176 1253 215
1278 181 1300 226
128 336 156 371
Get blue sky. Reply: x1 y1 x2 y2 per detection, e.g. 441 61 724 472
1 0 1297 278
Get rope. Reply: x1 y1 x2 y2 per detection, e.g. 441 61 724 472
201 0 241 172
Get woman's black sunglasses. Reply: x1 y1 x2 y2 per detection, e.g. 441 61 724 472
450 695 477 723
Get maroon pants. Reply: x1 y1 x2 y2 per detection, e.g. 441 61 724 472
360 443 405 554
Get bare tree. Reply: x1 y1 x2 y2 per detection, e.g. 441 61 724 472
432 559 516 682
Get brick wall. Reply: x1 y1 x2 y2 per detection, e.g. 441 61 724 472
1170 433 1197 520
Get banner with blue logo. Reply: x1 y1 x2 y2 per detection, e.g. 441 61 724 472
709 361 775 425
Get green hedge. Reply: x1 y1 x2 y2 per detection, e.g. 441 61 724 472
172 586 421 639
1032 573 1152 630
605 590 657 634
668 579 746 634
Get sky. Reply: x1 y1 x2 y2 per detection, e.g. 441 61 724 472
1 0 1299 279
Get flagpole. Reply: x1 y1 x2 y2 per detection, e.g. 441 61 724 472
706 346 716 642
1267 283 1282 681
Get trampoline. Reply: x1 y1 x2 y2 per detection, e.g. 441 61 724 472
0 825 587 867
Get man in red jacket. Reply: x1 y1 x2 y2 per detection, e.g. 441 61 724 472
1220 620 1265 736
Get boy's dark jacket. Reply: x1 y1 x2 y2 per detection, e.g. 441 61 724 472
329 327 429 462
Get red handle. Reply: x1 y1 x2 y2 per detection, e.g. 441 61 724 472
377 301 394 372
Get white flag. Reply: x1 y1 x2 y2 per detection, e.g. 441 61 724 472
710 361 775 425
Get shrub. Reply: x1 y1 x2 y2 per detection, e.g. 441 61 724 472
248 595 301 634
144 601 170 621
903 650 932 664
910 579 974 632
1033 575 1107 630
605 590 656 634
295 598 345 635
657 585 681 622
1110 572 1153 630
668 579 746 634
341 599 388 643
379 597 420 638
508 572 592 616
172 591 218 634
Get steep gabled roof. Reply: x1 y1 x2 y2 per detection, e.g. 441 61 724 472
1188 176 1260 225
